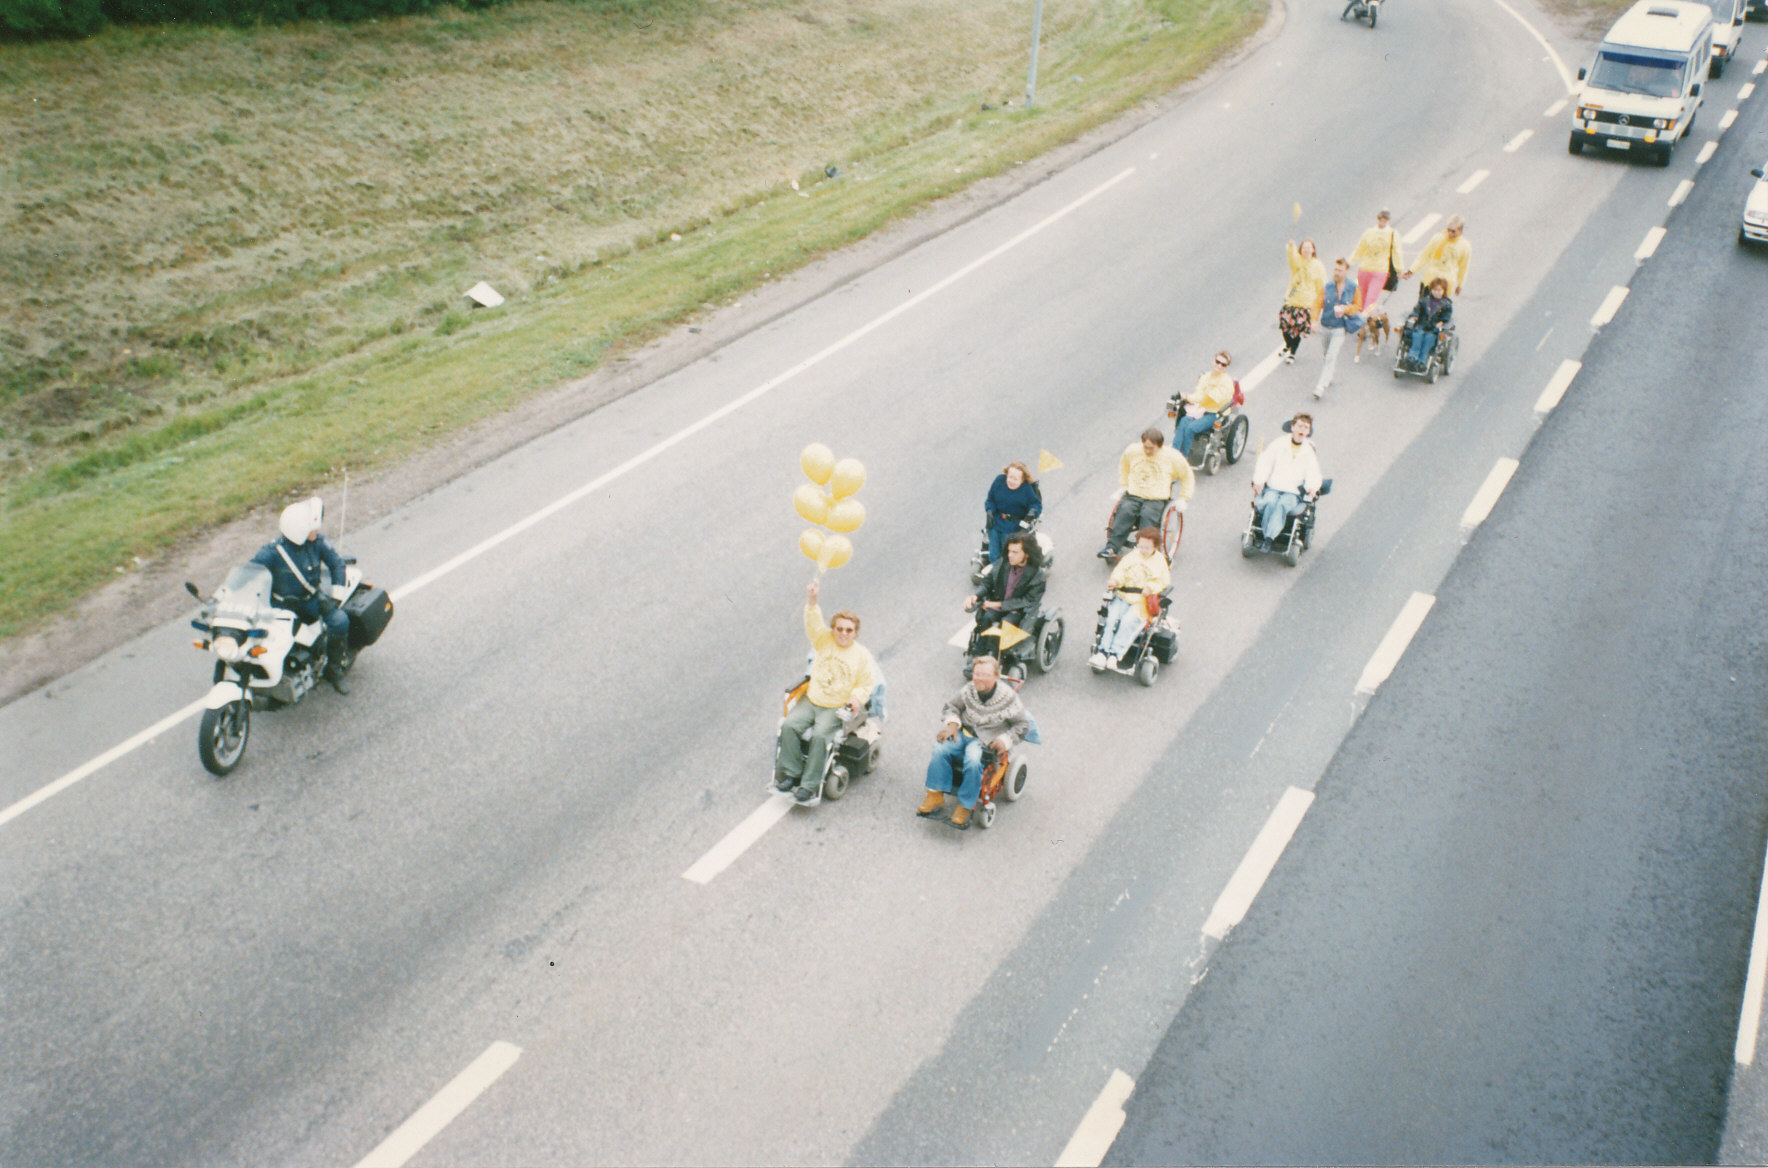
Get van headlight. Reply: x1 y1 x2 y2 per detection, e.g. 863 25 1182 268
213 635 242 662
1652 118 1668 130
1577 107 1594 119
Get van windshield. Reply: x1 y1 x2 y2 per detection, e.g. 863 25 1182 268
1589 49 1686 97
1688 0 1737 21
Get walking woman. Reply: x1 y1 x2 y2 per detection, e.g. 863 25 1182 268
1350 209 1403 315
1279 239 1324 364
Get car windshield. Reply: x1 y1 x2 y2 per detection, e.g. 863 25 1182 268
1589 50 1686 97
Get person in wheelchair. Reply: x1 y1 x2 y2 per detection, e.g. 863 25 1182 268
1170 350 1237 461
1099 429 1193 559
1399 277 1453 373
775 578 879 804
917 655 1033 830
965 531 1047 649
1249 412 1323 552
1089 527 1171 670
981 461 1043 568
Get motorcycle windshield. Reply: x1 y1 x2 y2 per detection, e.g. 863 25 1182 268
212 563 274 627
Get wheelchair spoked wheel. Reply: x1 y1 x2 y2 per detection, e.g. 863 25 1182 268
1034 617 1063 673
1160 504 1184 559
1225 415 1250 464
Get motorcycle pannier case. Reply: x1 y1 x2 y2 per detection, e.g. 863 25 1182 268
344 587 394 647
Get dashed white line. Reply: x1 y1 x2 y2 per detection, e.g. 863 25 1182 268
1241 350 1283 392
1545 98 1569 117
1402 213 1442 245
1202 787 1315 940
948 622 974 648
1591 285 1629 328
1753 60 1765 77
1735 838 1768 1066
1460 459 1520 530
1669 179 1695 207
1742 79 1758 97
683 794 795 885
1719 108 1739 131
1635 225 1667 260
1055 1069 1136 1167
1504 129 1535 152
1457 168 1492 194
1535 359 1582 413
1697 140 1719 165
0 699 205 830
354 1041 522 1168
1355 592 1436 696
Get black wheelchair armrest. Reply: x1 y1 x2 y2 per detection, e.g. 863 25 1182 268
1318 479 1333 496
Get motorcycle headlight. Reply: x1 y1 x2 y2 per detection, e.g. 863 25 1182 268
213 635 242 662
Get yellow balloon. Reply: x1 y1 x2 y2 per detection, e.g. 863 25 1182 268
798 528 826 563
825 498 865 534
817 533 853 570
828 457 866 500
793 483 830 525
800 443 835 485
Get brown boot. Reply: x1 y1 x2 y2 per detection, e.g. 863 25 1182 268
949 806 971 830
917 790 947 817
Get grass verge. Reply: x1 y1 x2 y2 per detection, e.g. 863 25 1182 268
0 0 1264 638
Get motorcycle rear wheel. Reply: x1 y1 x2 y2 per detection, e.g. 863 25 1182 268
199 700 251 776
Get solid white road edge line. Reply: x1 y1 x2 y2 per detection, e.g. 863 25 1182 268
4 167 1139 835
1535 358 1582 413
1055 1069 1136 1168
1460 458 1520 530
1720 108 1739 131
1545 98 1568 117
353 1041 522 1168
1457 168 1491 194
1697 140 1719 165
1482 0 1576 91
683 794 795 885
1636 225 1667 260
1505 129 1535 151
1202 787 1315 940
1591 285 1629 328
1669 179 1695 207
1402 213 1442 245
1355 592 1436 696
0 698 206 831
1735 837 1768 1066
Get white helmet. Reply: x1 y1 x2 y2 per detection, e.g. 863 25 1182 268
278 497 323 544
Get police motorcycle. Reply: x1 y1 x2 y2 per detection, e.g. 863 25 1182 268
1342 0 1380 27
186 508 393 776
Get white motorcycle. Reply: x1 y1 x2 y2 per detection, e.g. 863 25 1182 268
186 560 393 775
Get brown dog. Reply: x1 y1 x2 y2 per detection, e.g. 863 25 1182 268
1355 307 1391 362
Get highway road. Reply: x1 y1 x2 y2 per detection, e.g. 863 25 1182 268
2 0 1764 1163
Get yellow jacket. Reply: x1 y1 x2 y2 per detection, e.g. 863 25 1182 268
1284 243 1326 312
1185 369 1236 413
1351 226 1404 275
1411 230 1471 293
1108 546 1171 597
1120 442 1195 502
804 604 879 709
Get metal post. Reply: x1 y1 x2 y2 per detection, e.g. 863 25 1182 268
1025 0 1045 108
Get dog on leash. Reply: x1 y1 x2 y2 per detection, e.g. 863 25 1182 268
1355 307 1391 363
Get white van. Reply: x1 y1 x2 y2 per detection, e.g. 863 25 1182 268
1570 0 1713 165
1692 0 1746 75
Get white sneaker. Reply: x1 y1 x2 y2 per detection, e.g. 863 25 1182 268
1312 385 1326 399
1089 652 1107 671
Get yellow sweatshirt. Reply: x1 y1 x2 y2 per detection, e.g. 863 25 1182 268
1108 546 1172 596
804 604 879 709
1410 231 1471 293
1351 226 1404 275
1186 369 1236 413
1285 243 1326 312
1120 442 1196 502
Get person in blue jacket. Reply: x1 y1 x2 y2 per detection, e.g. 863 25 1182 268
250 496 353 694
982 461 1042 566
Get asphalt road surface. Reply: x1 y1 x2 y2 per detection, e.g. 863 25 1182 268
3 0 1764 1164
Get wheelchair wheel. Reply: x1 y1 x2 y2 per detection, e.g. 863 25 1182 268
1002 759 1028 801
1034 617 1063 673
1003 660 1028 684
1283 535 1303 567
1368 2 1376 25
1160 504 1184 559
864 739 882 773
1225 415 1250 464
1441 333 1459 374
1424 356 1439 384
823 763 850 801
1202 443 1223 477
974 801 997 829
1135 654 1160 687
1241 530 1258 558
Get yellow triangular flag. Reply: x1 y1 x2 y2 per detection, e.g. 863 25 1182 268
1293 202 1302 221
983 622 1030 651
1037 450 1063 473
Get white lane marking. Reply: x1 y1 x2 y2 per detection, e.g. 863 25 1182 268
1697 140 1718 165
4 168 1140 834
1504 129 1535 152
1202 786 1315 940
1355 592 1436 696
1535 358 1582 413
1240 350 1283 392
1457 168 1491 193
1719 108 1739 131
1753 61 1765 77
1545 98 1568 117
1635 225 1667 260
0 698 205 831
1669 179 1695 207
683 794 795 885
1741 80 1757 97
1591 284 1629 328
391 166 1137 605
1735 838 1768 1066
948 622 974 648
1055 1069 1136 1168
354 1041 522 1168
1482 0 1576 91
1402 212 1442 245
1460 458 1520 530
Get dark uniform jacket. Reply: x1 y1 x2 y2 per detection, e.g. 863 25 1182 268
250 535 347 614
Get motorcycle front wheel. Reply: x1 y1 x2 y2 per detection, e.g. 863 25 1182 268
199 700 251 776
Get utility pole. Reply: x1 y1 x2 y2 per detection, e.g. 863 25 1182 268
1025 0 1046 108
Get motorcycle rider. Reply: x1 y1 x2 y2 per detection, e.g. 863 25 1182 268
250 496 353 694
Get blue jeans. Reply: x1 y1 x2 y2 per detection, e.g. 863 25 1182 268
1255 487 1304 541
986 517 1030 565
1173 411 1218 459
926 733 987 809
292 600 350 645
1407 327 1438 366
1098 595 1147 659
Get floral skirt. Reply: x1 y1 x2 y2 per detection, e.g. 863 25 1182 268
1278 304 1313 342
